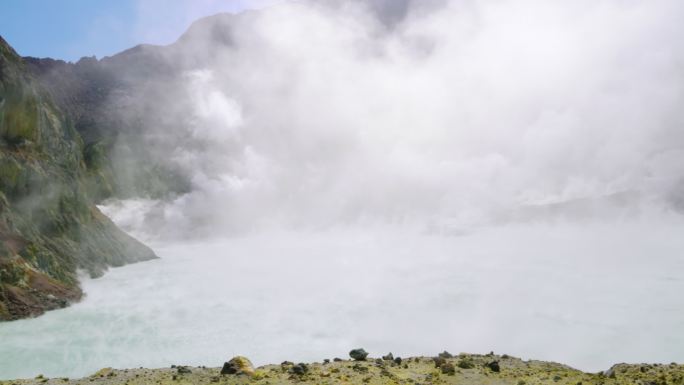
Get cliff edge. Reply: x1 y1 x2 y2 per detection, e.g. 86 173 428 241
0 36 156 321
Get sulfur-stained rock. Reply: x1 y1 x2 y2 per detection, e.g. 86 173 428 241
221 356 255 376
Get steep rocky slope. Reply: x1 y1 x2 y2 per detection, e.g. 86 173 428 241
0 36 156 321
23 52 189 201
0 13 244 321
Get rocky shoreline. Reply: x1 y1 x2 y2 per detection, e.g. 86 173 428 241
2 351 682 385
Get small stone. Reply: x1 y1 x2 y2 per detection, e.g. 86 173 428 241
290 363 309 376
441 363 456 375
349 348 369 361
433 357 446 368
221 356 255 376
176 366 192 374
486 361 500 372
382 353 394 361
438 351 453 359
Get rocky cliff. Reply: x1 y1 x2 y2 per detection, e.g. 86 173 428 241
0 36 156 321
0 14 242 321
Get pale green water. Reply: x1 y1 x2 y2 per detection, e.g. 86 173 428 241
1 223 683 380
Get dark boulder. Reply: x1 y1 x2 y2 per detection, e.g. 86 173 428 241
486 361 500 372
289 363 309 376
349 348 369 361
176 366 192 374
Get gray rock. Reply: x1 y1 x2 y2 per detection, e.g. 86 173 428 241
176 366 191 374
289 363 309 376
349 348 369 361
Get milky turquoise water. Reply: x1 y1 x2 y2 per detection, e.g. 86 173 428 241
1 222 683 380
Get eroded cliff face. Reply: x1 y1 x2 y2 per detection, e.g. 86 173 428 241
23 47 191 202
0 36 156 321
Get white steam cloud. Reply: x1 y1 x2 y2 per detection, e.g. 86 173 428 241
111 0 684 240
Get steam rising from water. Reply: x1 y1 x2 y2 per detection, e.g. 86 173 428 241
2 0 684 379
126 0 684 238
1 221 684 379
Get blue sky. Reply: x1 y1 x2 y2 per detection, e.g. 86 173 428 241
0 0 280 62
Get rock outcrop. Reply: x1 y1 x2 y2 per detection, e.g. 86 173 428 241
0 12 254 321
0 36 156 321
